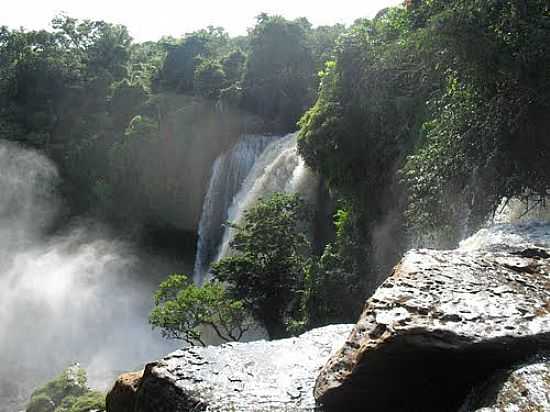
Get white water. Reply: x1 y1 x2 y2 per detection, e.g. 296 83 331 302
0 141 178 411
193 135 278 283
493 196 550 224
459 197 550 251
214 133 319 267
459 220 550 251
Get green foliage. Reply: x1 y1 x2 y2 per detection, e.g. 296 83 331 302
127 41 166 91
211 193 312 339
110 79 148 129
242 15 317 131
298 9 429 204
308 24 346 72
149 274 250 346
402 0 550 241
26 366 105 412
299 0 550 269
157 27 230 93
55 391 106 412
296 10 429 309
124 114 158 138
222 49 246 84
0 13 346 225
27 394 55 412
305 205 370 327
219 84 243 108
194 60 226 99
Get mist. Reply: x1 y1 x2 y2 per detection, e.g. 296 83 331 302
0 140 179 411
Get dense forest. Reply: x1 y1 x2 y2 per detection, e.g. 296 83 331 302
2 0 550 349
0 14 343 242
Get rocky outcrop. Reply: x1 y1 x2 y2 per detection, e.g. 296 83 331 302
460 355 550 411
315 222 550 411
106 222 550 412
107 324 351 412
106 370 143 412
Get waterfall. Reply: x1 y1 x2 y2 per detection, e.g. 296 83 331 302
493 196 550 224
193 135 279 283
214 133 319 267
459 196 550 251
193 133 319 284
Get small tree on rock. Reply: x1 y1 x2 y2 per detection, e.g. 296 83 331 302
149 274 250 346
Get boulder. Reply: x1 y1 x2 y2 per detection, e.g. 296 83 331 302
314 222 550 411
106 370 143 412
459 355 550 411
109 325 351 412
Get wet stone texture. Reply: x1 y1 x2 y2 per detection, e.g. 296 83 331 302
315 222 550 412
460 355 550 412
125 324 352 412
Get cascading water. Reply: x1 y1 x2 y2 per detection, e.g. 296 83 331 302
0 141 178 411
493 196 550 224
193 135 279 283
214 133 319 267
459 197 550 251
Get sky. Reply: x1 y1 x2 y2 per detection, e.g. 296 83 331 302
3 0 403 42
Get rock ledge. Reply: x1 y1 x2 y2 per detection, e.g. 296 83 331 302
108 324 352 412
315 224 550 411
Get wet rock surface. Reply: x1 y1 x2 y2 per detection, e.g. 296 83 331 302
108 324 351 412
315 222 550 412
106 370 143 412
460 355 550 411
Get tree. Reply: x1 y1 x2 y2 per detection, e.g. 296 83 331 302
194 60 226 99
158 27 230 93
211 193 312 339
110 79 148 130
305 207 369 327
149 274 250 346
308 24 346 72
399 0 550 243
26 365 105 412
298 9 428 204
297 10 429 300
242 15 316 130
222 49 246 84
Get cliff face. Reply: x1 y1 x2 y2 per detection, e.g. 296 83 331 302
107 222 550 412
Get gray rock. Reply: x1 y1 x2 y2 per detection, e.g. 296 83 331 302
124 325 352 412
460 355 550 412
315 223 550 412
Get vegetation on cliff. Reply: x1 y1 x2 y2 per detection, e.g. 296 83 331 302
298 0 550 323
26 366 104 412
0 14 343 236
